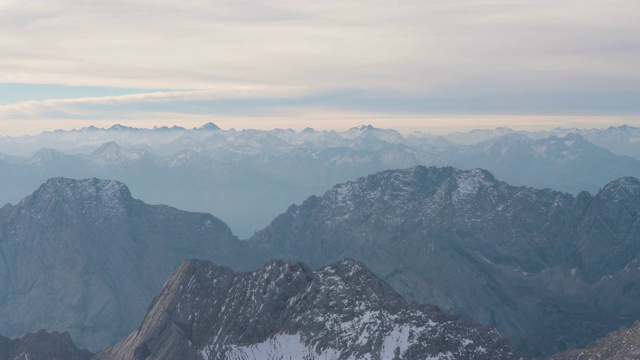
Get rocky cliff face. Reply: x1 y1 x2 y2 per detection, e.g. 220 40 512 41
95 258 525 360
0 178 253 351
0 330 92 360
248 166 640 356
549 321 640 360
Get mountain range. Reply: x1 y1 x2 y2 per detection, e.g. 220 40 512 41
0 125 445 238
443 132 640 193
248 166 640 356
1 164 639 356
0 123 639 238
441 125 640 160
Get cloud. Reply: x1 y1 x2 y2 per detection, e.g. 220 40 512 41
1 0 638 94
0 0 639 135
0 85 314 116
0 84 637 137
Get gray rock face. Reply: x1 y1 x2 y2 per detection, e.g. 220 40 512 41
0 329 92 360
0 178 254 351
95 258 525 360
248 166 640 356
549 321 640 360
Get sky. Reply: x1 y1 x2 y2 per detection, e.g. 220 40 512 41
1 0 639 135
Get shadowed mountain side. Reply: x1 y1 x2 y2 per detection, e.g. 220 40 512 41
0 178 258 351
549 321 640 360
0 330 92 360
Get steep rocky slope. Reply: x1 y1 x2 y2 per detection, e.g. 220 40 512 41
0 178 254 351
95 258 525 360
0 330 92 360
549 321 640 360
249 166 640 356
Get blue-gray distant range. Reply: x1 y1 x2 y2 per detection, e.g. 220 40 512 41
0 123 638 239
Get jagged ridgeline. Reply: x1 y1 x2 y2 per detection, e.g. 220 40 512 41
0 178 257 351
0 330 92 360
0 124 447 239
94 259 524 360
2 124 640 240
549 320 640 359
248 166 640 356
1 165 639 357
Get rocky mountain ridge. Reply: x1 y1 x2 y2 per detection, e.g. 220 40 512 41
248 166 640 356
549 320 640 360
0 169 639 357
443 133 640 193
0 126 445 238
0 330 92 360
95 258 525 360
441 125 640 160
0 177 253 351
0 124 639 238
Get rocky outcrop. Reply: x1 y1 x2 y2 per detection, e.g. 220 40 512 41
249 166 640 356
549 321 640 359
95 258 525 360
0 178 254 351
0 330 92 360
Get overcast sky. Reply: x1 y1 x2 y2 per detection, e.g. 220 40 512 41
1 0 639 135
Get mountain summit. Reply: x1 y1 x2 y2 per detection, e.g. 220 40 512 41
95 258 524 360
0 178 251 351
249 166 640 356
196 122 221 131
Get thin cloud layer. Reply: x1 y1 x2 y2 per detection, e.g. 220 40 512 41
0 0 639 133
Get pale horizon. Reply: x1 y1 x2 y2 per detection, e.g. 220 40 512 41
1 115 638 138
1 0 639 136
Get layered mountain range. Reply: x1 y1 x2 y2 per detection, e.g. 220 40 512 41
443 133 640 192
441 125 640 160
0 124 638 238
249 166 640 356
0 178 254 351
94 258 524 360
0 125 445 237
1 164 639 357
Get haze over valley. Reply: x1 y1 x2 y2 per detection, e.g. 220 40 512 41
0 124 639 358
1 123 639 238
